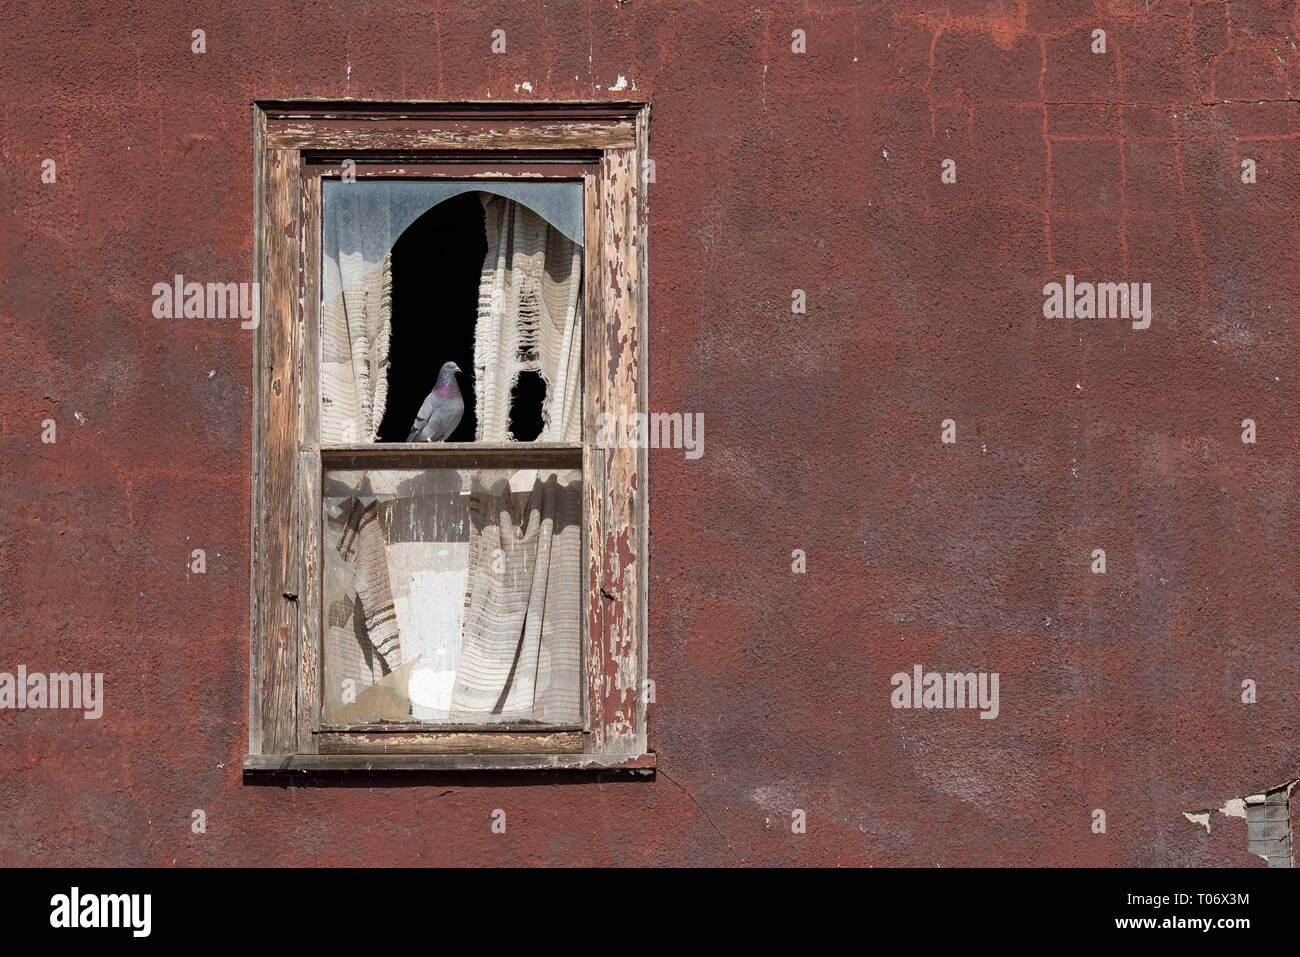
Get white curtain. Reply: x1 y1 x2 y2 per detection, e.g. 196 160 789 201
320 194 584 726
474 194 583 442
452 195 584 723
321 249 392 443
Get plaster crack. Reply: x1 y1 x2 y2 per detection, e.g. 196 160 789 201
657 765 729 848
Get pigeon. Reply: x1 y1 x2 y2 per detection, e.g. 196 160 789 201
406 361 465 442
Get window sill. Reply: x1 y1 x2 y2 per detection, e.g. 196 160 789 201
241 751 656 775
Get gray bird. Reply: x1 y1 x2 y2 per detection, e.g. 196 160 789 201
406 361 465 442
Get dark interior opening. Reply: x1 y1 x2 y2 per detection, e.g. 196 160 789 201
509 370 547 441
378 191 486 443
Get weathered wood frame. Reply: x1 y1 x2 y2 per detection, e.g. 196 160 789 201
245 102 651 773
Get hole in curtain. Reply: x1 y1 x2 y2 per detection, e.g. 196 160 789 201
508 370 547 441
376 191 485 443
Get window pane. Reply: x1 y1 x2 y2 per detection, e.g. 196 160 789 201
321 180 585 444
321 466 583 727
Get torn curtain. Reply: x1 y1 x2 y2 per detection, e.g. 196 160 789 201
452 194 584 722
321 185 393 445
321 193 583 725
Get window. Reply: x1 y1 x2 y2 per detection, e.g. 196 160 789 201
244 102 650 772
1245 788 1293 868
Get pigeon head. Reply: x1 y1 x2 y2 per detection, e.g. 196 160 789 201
435 361 462 393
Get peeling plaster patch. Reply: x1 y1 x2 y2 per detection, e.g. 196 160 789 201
1183 795 1251 832
609 75 629 91
514 81 534 93
1183 779 1297 867
1220 797 1247 819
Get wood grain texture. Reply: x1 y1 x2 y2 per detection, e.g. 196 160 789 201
297 171 322 754
582 168 607 747
297 450 320 754
320 443 581 470
300 173 321 447
242 752 656 773
305 161 595 179
256 146 302 755
595 147 644 756
265 120 635 152
634 106 652 751
318 731 584 755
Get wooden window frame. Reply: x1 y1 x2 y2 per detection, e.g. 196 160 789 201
243 101 651 773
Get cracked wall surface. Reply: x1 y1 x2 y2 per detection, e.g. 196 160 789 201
1 0 1298 866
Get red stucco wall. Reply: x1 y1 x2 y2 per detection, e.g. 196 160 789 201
2 0 1298 866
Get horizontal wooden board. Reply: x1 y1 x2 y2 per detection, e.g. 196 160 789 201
243 751 657 773
321 443 583 470
266 121 635 152
304 153 596 170
318 730 584 755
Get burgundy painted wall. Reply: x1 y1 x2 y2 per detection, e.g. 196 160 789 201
2 0 1297 866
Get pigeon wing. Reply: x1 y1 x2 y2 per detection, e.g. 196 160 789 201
406 389 439 442
422 394 464 442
